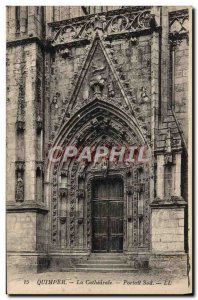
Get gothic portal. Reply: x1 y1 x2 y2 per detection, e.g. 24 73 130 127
6 6 190 274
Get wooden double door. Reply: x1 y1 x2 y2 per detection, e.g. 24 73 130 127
92 177 124 252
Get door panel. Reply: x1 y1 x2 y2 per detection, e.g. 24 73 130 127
110 236 123 252
92 178 124 253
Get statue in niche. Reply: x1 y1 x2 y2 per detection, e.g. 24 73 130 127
140 87 149 104
90 75 105 97
79 162 86 173
165 128 172 153
89 61 107 99
93 160 99 169
111 157 118 168
101 157 108 170
107 82 115 98
101 157 108 177
52 92 61 109
16 171 24 202
93 157 109 175
79 162 86 179
90 14 107 33
164 128 173 164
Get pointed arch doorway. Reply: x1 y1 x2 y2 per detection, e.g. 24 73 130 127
92 176 124 253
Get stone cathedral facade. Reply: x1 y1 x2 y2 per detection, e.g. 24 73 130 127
6 6 190 273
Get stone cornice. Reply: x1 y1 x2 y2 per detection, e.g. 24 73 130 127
169 31 189 48
6 36 47 51
6 27 161 52
169 8 189 21
7 201 49 214
150 196 187 208
53 38 90 50
154 148 183 155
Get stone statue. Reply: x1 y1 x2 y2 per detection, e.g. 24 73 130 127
79 162 86 179
16 172 24 202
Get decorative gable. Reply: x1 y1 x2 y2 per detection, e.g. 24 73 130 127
62 36 132 120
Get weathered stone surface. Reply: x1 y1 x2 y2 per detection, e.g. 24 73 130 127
151 208 185 252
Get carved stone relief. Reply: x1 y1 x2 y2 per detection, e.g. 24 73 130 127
15 160 25 202
169 9 189 48
50 8 156 46
16 84 25 132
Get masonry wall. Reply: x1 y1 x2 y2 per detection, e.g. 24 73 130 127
6 46 18 203
7 7 44 41
6 19 47 266
7 212 37 251
6 6 122 41
7 43 38 202
151 208 185 252
36 213 48 252
174 40 189 143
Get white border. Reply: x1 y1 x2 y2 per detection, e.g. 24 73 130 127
1 2 195 299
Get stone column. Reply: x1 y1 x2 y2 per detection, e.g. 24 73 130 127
156 154 164 199
20 6 28 36
151 30 160 149
45 6 54 37
126 186 133 250
24 44 37 201
174 152 182 197
7 7 16 40
161 6 170 116
45 6 54 23
28 6 37 37
54 6 61 22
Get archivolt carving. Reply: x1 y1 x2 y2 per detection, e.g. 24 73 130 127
56 104 143 151
51 164 59 243
48 96 151 249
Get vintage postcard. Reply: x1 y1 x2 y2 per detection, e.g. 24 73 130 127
6 5 192 295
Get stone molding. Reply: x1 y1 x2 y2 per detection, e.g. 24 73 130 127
150 196 187 208
7 201 49 213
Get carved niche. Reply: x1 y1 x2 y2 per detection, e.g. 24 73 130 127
15 160 25 202
16 84 25 132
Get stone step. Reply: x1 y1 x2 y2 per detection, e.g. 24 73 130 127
83 260 124 264
87 257 124 261
88 255 123 260
76 263 132 269
92 253 123 256
61 267 137 273
53 253 139 273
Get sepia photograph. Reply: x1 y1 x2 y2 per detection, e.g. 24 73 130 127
6 4 192 295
